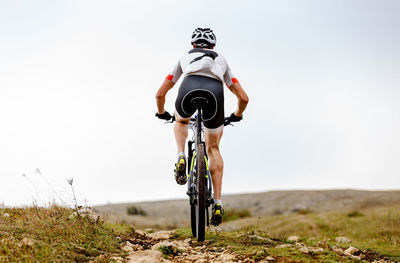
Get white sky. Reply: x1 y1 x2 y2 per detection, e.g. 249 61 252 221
1 0 399 206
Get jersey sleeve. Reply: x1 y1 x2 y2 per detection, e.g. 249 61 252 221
223 67 239 88
166 61 183 83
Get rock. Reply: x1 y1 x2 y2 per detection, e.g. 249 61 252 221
299 246 323 254
122 244 133 252
299 246 309 253
122 241 143 252
152 240 177 249
135 229 147 236
3 213 10 217
344 246 359 256
335 236 351 243
186 254 205 261
128 250 173 263
256 250 264 256
218 253 236 261
152 240 183 255
111 256 124 263
148 230 175 240
317 240 329 248
351 255 361 260
248 235 275 244
172 240 189 250
287 235 300 242
309 247 324 253
19 237 34 247
331 246 344 255
276 244 292 248
266 256 275 261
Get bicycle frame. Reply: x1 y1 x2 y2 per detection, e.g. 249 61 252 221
187 105 214 228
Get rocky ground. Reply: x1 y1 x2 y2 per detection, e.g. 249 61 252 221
106 229 397 263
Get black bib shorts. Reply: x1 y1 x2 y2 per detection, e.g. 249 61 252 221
175 74 224 130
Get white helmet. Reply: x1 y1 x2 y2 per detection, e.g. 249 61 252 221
191 27 216 48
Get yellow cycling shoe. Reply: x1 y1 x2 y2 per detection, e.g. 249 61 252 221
174 155 187 185
210 203 224 226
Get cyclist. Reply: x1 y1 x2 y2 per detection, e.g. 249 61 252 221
155 27 249 226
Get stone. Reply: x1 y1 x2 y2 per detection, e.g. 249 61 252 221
121 244 133 252
148 230 175 240
127 250 173 263
344 246 359 256
335 236 351 243
3 213 9 217
19 237 34 247
218 253 236 261
331 246 344 255
276 244 292 248
111 256 124 263
135 229 147 236
152 240 179 252
299 247 309 253
287 235 300 242
266 256 275 261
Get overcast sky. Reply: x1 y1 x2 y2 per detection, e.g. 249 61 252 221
1 0 399 207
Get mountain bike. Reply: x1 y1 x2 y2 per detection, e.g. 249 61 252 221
166 98 234 242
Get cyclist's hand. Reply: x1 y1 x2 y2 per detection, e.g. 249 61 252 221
225 113 243 125
155 111 173 121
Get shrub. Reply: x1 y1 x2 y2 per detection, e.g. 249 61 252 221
347 210 364 217
223 208 251 222
126 206 146 216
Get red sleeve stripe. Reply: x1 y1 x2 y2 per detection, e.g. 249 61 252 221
232 78 239 84
166 74 174 81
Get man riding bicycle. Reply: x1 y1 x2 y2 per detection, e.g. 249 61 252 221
155 28 249 226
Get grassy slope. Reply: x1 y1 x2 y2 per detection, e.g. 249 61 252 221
0 206 132 262
175 205 400 262
1 205 399 262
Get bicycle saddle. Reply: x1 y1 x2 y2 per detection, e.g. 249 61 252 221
182 89 217 121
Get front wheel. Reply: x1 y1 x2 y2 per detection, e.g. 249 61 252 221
195 144 206 241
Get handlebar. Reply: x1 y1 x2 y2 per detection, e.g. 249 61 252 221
165 115 235 127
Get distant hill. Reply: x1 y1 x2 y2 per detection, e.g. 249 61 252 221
94 189 400 229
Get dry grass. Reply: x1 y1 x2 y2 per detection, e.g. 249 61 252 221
0 205 133 262
221 205 400 260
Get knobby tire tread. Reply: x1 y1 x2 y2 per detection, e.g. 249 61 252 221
196 144 206 241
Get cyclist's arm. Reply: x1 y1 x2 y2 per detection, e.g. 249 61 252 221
156 61 183 114
228 82 249 117
156 79 175 114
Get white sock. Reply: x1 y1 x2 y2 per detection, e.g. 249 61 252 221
214 199 222 206
178 152 185 157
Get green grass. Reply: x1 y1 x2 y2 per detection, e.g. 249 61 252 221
174 205 400 262
0 206 133 262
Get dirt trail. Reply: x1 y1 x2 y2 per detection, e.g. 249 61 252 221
113 230 395 263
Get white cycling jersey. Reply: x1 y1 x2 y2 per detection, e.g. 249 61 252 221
167 48 238 87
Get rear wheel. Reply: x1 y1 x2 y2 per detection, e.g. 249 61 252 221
195 144 206 241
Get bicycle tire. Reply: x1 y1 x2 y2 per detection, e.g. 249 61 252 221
196 143 206 241
190 203 196 237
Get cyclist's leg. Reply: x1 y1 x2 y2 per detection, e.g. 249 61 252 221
205 128 224 200
174 112 190 153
